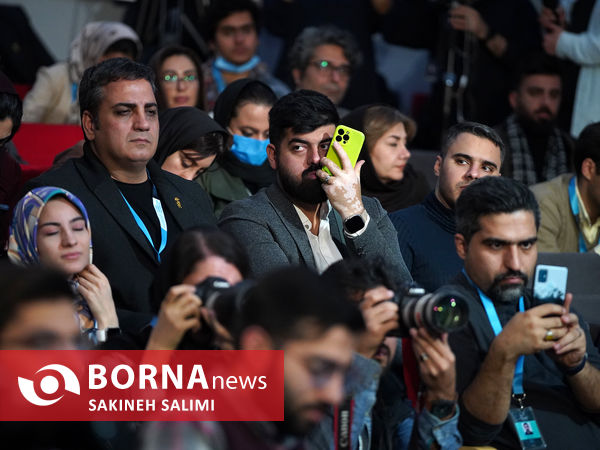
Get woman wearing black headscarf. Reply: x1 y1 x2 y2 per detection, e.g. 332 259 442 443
0 70 22 256
196 78 277 217
154 107 228 180
341 105 429 213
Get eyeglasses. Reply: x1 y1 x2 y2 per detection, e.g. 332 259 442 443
162 74 198 83
308 60 352 78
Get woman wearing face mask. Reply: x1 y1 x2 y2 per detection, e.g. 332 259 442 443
8 187 119 341
341 105 430 213
197 78 277 217
154 107 228 181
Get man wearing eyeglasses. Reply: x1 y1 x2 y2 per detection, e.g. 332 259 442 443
289 25 362 114
201 0 290 112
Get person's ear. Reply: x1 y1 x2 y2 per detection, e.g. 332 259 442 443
81 111 96 141
581 157 597 182
291 68 303 88
508 91 518 110
267 143 278 170
455 233 468 260
239 326 273 350
434 154 442 177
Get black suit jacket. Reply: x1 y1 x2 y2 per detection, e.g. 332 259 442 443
25 144 217 331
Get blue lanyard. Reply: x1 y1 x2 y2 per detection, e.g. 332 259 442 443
463 270 525 395
568 175 590 253
119 176 168 262
71 82 78 103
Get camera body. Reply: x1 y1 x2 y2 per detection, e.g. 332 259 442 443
387 284 469 337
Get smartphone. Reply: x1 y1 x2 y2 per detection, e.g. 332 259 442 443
533 264 568 305
323 125 365 176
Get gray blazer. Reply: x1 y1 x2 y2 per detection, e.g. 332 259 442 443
219 183 412 286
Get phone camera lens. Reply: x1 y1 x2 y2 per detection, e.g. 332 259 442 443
336 135 342 142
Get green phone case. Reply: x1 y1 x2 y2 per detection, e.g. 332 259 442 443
324 125 365 175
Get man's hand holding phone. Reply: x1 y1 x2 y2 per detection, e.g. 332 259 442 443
318 140 365 220
546 293 588 370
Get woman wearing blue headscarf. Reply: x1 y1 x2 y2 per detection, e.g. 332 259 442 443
8 186 118 338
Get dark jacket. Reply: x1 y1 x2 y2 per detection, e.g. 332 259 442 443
218 183 412 287
25 144 216 331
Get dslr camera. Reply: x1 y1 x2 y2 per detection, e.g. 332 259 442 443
387 284 469 337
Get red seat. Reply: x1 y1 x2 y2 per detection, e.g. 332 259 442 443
13 84 32 100
13 123 84 187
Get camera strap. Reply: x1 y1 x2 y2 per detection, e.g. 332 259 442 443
118 172 168 263
333 396 353 450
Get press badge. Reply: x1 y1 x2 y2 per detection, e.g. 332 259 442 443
508 407 547 449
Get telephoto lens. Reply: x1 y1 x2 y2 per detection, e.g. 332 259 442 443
388 285 469 337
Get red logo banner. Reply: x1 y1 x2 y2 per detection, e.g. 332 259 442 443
0 350 284 421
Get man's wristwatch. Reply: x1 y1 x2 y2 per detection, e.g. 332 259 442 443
96 327 121 343
429 399 456 419
343 210 368 234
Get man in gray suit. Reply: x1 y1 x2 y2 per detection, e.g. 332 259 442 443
219 89 411 285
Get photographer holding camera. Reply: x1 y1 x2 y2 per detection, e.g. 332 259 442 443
307 258 462 450
447 176 600 449
144 227 250 351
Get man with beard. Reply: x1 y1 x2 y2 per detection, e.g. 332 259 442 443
495 54 573 185
390 122 503 292
531 122 600 253
446 176 600 449
219 89 411 287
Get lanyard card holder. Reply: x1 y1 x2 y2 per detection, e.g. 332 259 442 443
508 395 546 450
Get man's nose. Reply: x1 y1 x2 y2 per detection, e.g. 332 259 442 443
134 110 150 131
308 145 323 165
319 372 345 407
503 245 522 272
465 163 482 180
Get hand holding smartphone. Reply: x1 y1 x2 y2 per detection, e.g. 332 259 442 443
533 264 568 305
323 125 365 176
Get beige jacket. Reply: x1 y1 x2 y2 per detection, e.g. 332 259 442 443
22 62 80 124
531 173 591 253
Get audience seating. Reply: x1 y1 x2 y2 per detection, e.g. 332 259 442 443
12 123 83 187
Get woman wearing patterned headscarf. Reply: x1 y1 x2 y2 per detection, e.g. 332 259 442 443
22 21 141 124
8 186 118 338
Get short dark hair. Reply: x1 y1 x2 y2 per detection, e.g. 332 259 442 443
104 38 139 60
150 226 250 312
203 0 260 42
512 53 562 91
455 176 540 243
441 121 505 162
0 263 74 334
269 89 339 149
79 57 156 129
232 81 277 118
322 257 397 301
237 266 364 346
574 122 600 177
288 25 362 73
149 45 204 110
